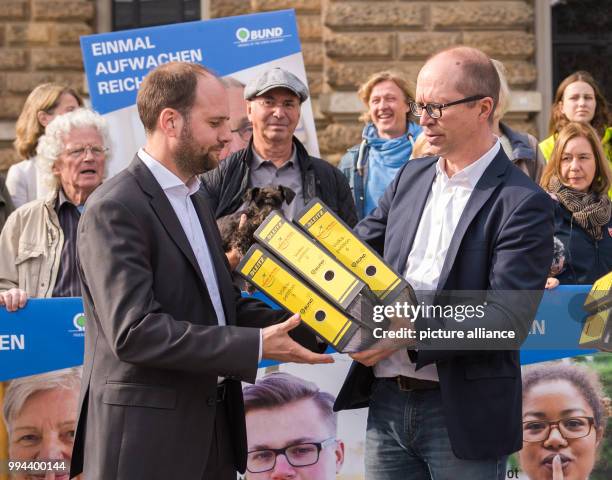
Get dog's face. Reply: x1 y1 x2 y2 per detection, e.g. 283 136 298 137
242 186 296 210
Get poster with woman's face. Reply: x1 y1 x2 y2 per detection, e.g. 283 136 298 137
1 368 81 480
516 356 611 480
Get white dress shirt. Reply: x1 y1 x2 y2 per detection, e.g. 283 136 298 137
374 140 501 381
139 148 227 326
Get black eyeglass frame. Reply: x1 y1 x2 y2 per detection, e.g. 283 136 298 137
409 94 488 119
522 416 595 443
246 437 337 473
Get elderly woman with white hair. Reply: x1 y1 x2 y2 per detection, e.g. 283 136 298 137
491 59 545 183
3 368 82 479
0 108 110 311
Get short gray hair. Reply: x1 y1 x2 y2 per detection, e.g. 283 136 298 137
36 108 111 190
3 367 82 433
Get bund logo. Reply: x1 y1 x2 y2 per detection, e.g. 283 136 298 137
72 313 86 335
234 26 285 46
236 28 250 42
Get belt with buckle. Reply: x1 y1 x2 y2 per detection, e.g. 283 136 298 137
386 376 439 391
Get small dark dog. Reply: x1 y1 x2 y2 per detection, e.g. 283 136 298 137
217 185 296 258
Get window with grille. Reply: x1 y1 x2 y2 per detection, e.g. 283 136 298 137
552 0 612 101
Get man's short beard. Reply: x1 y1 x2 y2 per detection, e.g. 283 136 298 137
174 117 219 176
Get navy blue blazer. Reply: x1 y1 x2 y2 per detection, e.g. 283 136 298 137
334 149 554 460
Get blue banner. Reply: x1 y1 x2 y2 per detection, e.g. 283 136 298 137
81 10 302 115
520 285 597 364
0 288 599 381
79 10 320 179
0 298 85 381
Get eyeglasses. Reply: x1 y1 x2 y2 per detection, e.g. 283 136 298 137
64 145 108 159
255 98 299 111
409 95 487 119
246 438 336 473
522 416 595 443
231 122 253 142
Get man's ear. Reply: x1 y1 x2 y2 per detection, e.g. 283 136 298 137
480 97 495 123
159 108 181 137
246 101 254 122
335 440 345 473
51 159 61 176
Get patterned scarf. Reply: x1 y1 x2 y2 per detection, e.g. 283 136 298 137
548 175 611 240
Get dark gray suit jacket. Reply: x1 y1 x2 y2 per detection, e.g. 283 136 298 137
334 149 554 460
70 157 293 479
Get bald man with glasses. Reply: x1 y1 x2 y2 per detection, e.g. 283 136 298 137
334 46 554 480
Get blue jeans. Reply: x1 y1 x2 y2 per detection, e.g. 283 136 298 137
365 379 507 480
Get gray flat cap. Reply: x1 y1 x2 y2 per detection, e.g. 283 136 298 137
244 68 309 103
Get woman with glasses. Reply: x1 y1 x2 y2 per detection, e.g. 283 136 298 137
539 122 612 286
519 361 609 480
6 83 83 208
0 109 109 311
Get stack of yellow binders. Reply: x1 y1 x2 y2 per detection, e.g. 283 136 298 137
236 198 417 353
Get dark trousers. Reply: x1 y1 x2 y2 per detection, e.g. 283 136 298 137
202 398 236 480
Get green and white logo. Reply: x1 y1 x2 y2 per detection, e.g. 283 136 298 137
236 28 250 42
73 313 86 331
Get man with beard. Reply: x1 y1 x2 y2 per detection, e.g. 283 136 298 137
71 62 332 480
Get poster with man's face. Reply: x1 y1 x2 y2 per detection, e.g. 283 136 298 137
241 356 366 480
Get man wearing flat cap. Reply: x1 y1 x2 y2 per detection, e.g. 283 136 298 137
201 67 357 228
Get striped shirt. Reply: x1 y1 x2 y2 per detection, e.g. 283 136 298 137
51 189 82 297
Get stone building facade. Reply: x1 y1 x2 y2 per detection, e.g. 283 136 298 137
0 0 546 171
212 0 542 163
0 0 94 171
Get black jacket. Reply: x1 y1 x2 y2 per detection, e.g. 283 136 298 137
554 200 612 285
200 137 358 227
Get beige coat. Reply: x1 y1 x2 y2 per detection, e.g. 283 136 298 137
0 189 63 297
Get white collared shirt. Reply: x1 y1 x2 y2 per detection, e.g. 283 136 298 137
138 148 227 327
374 139 501 381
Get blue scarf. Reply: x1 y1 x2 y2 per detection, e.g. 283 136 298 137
363 122 421 216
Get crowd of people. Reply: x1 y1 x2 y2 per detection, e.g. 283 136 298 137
0 43 610 480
